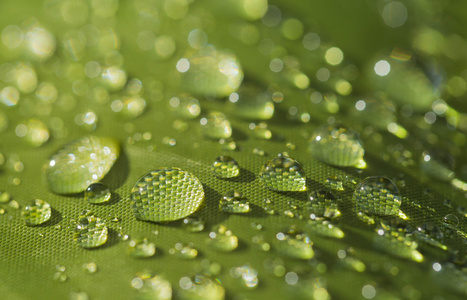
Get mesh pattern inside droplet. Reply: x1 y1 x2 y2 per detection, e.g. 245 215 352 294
259 157 307 192
74 215 108 248
213 156 240 179
354 186 402 216
131 168 205 222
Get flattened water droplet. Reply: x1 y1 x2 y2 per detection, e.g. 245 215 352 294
131 168 205 222
169 95 201 119
207 225 238 252
260 154 306 192
21 199 52 226
212 156 240 178
200 112 232 139
219 190 250 213
275 226 314 260
353 176 402 216
307 220 344 238
226 85 274 120
420 150 455 182
309 124 365 168
374 228 423 262
169 242 198 259
85 182 111 204
182 217 205 232
45 136 120 194
74 210 108 248
128 238 156 258
178 275 225 300
131 271 172 300
307 190 341 220
0 191 11 203
180 45 243 98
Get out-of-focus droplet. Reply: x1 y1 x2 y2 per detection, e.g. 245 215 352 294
155 35 176 59
178 275 225 300
307 190 341 220
101 66 127 91
45 136 120 194
14 63 38 94
169 243 198 259
21 199 52 226
75 111 98 131
1 25 23 49
219 138 236 151
131 168 205 222
225 85 274 120
219 190 250 213
169 95 201 119
374 229 423 262
207 225 238 252
420 150 455 182
74 210 108 248
182 217 205 232
25 26 56 61
249 122 272 140
0 86 20 107
179 45 243 98
324 175 344 191
36 82 58 103
128 238 156 258
200 112 232 139
353 176 402 216
275 226 314 260
308 220 344 239
85 182 111 204
212 155 240 178
131 271 172 300
310 124 365 168
260 153 306 192
227 0 268 20
16 119 50 147
112 96 147 119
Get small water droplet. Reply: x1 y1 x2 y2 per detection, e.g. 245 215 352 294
262 198 275 215
226 85 274 120
353 176 402 216
374 228 423 262
275 226 314 260
113 96 147 120
182 217 205 232
249 122 272 139
9 200 20 209
324 175 344 191
212 155 240 178
260 154 306 192
131 271 172 300
169 242 198 259
21 199 52 226
131 168 205 222
169 95 201 119
420 150 455 182
307 190 341 220
85 182 111 204
200 112 232 139
310 124 365 168
230 264 259 288
252 147 266 156
74 210 108 248
219 190 250 213
69 292 89 300
307 220 344 239
45 136 120 194
83 262 97 274
443 214 459 229
207 225 239 252
101 66 127 91
128 238 156 258
75 111 98 131
0 191 11 203
252 234 270 251
180 45 243 98
219 138 237 151
178 275 225 300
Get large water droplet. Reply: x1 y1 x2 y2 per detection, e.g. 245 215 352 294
260 153 306 192
131 271 172 300
207 225 238 252
131 168 205 222
200 112 232 139
74 210 108 248
45 136 120 194
212 155 240 178
353 176 402 216
21 199 52 226
179 45 243 98
226 85 274 120
128 238 156 258
275 226 314 260
309 124 365 168
85 182 111 204
219 190 250 213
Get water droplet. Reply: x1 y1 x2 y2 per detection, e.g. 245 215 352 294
353 176 402 216
53 271 67 282
411 230 447 250
25 26 56 61
9 200 20 209
0 191 11 204
212 156 240 178
16 119 50 147
275 226 314 260
307 190 341 220
131 271 172 300
324 175 344 191
207 225 239 252
226 85 274 120
374 228 423 262
307 220 344 239
169 242 198 259
178 275 225 300
45 136 120 194
169 95 201 119
112 96 147 120
21 199 52 226
431 263 467 296
200 112 232 139
85 182 111 204
83 262 97 274
443 214 459 230
420 150 455 182
182 217 205 232
131 168 205 222
180 45 243 98
249 122 272 139
128 238 156 258
310 124 365 168
262 198 275 215
230 264 259 288
219 190 250 213
219 138 237 151
252 147 265 156
252 234 270 251
340 255 366 272
74 210 108 248
69 292 89 300
101 66 127 91
260 154 306 192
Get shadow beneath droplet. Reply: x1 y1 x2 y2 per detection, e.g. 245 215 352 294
231 126 248 141
101 148 130 191
99 193 122 206
198 184 228 226
235 239 248 252
87 228 119 250
34 207 62 227
220 168 256 183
